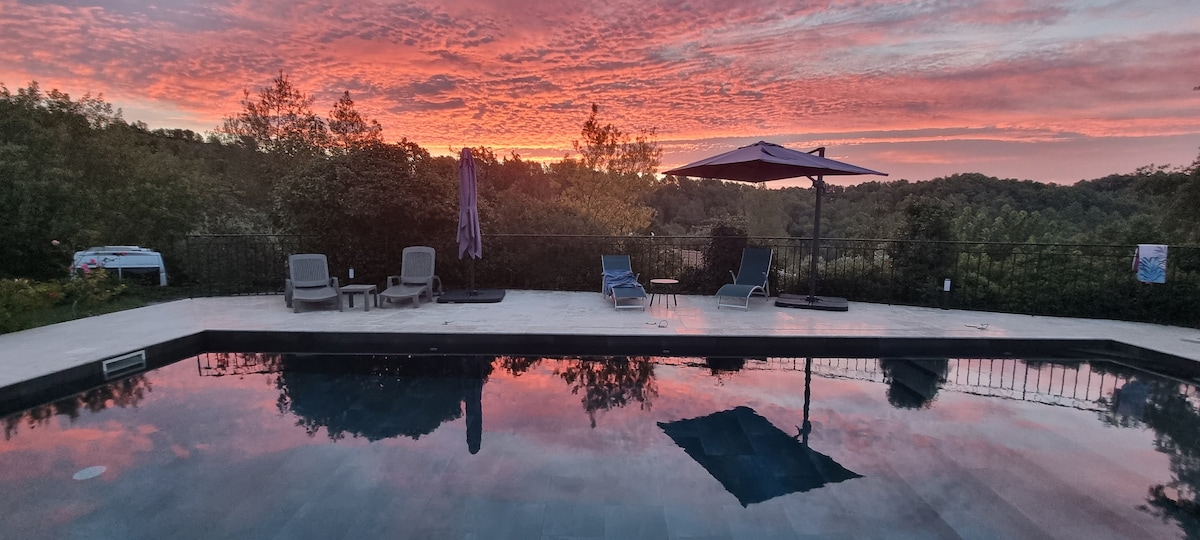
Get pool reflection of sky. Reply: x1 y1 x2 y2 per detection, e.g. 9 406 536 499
1 354 1196 539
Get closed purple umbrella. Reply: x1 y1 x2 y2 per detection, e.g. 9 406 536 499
439 148 506 303
457 148 482 260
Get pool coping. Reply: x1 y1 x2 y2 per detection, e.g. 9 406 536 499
3 291 1200 415
3 330 1197 417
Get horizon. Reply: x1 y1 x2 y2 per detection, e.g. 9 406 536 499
2 0 1198 187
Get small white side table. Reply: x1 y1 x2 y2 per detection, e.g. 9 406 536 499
649 278 679 308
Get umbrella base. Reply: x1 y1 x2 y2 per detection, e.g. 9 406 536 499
775 294 849 312
437 289 506 304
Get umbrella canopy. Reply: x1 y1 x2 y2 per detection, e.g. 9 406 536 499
664 141 886 311
664 141 885 182
658 406 861 506
457 148 482 260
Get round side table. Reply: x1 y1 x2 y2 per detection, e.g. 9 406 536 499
649 278 679 308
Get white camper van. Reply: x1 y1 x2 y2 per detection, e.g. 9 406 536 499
72 246 168 286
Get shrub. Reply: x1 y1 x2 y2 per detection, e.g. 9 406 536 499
0 279 61 333
62 267 127 315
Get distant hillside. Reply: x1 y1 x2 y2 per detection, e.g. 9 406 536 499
649 166 1200 245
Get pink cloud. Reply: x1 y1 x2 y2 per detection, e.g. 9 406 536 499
1 0 1197 183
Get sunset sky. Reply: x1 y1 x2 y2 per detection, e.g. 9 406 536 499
2 0 1198 186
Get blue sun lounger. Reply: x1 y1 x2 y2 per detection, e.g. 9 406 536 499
602 255 647 310
716 247 772 310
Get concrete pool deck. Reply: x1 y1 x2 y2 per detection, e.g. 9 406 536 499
2 290 1199 392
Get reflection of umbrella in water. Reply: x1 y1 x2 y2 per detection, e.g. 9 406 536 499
439 148 505 303
275 355 490 451
658 359 861 506
665 141 886 311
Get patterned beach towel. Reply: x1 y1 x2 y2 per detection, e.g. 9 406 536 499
1134 244 1168 284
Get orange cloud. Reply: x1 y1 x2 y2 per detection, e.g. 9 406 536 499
1 0 1197 183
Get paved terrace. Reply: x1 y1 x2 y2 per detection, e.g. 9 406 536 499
3 290 1200 393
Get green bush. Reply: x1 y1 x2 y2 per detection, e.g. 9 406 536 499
62 267 127 314
0 278 60 333
0 269 131 333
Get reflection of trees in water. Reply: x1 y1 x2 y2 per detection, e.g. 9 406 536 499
555 357 658 428
704 357 746 384
496 356 542 377
878 358 949 409
4 374 152 441
1141 387 1200 538
1098 363 1200 538
274 355 493 443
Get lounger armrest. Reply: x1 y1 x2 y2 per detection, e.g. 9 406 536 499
386 275 401 287
330 277 340 289
284 279 293 307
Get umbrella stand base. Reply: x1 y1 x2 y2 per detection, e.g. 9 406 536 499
775 294 849 312
437 289 506 304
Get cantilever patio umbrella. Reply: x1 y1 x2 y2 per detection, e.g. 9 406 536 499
440 148 505 303
665 141 886 311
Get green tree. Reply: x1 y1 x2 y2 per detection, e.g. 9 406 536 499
555 159 655 234
1163 152 1200 243
556 104 662 234
327 91 383 152
0 83 209 279
573 103 661 177
218 72 329 157
889 196 957 303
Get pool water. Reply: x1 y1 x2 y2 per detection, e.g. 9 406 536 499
2 354 1198 539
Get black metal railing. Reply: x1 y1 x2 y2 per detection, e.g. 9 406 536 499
172 234 1200 327
173 234 310 296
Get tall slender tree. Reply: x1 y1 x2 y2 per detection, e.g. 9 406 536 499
218 72 329 156
558 104 662 234
328 91 383 152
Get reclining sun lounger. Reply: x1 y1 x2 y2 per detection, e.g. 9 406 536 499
285 253 343 313
716 247 772 310
381 246 437 307
601 255 647 311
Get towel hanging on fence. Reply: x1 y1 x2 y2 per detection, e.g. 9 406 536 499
1134 244 1168 284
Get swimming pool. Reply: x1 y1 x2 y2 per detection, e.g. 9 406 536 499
2 353 1197 539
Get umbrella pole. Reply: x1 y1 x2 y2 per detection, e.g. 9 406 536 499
805 146 828 302
801 357 812 446
808 175 823 301
469 257 477 294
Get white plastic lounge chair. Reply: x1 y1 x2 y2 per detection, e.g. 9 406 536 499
285 254 342 313
716 247 773 310
381 246 437 308
602 255 647 310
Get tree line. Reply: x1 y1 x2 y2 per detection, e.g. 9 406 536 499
2 75 1198 284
